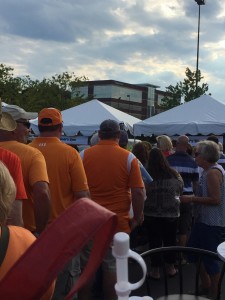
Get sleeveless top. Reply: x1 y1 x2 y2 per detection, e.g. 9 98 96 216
194 164 225 226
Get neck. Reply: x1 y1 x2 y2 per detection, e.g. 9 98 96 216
0 131 15 142
40 129 61 139
203 162 217 171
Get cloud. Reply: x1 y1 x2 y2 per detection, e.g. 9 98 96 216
0 0 225 102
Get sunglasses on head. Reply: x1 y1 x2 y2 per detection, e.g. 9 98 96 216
16 121 30 129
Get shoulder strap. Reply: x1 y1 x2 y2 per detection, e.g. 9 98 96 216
0 226 10 267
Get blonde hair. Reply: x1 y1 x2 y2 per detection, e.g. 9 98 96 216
156 135 173 152
0 161 16 223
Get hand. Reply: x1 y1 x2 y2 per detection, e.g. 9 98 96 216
129 218 139 231
180 195 193 203
129 214 144 231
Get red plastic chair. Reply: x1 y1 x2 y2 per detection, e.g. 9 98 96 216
0 198 117 300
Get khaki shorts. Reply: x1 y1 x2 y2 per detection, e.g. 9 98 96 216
80 241 116 272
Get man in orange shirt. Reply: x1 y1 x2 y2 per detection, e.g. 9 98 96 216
0 106 27 226
79 119 145 300
0 103 50 235
30 107 90 299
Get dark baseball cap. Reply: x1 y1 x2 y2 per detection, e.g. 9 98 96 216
99 119 120 133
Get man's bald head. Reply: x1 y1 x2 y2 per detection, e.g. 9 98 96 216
176 135 189 152
177 135 189 145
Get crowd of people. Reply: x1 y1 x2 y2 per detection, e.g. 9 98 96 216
0 101 225 300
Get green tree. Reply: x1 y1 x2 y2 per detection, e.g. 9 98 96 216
0 63 89 111
160 67 209 111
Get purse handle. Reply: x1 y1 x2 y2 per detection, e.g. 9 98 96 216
0 198 117 300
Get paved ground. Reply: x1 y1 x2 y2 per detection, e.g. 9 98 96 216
129 259 225 299
91 260 225 299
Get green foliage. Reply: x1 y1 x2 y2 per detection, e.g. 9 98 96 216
0 63 89 112
160 67 209 111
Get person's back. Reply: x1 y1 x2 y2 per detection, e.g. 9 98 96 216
167 135 199 250
144 148 183 279
0 103 50 235
30 107 89 300
0 147 27 226
30 137 89 221
82 141 139 232
80 120 144 300
167 149 199 193
0 140 50 232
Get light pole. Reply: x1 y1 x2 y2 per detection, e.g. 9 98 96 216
195 0 205 91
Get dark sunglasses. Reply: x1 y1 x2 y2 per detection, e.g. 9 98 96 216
194 152 201 158
16 121 30 129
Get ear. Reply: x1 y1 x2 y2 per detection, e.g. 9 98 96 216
59 124 63 134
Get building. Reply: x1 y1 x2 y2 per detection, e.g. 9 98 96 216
72 80 160 120
155 90 169 115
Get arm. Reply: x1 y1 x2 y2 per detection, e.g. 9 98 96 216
33 181 51 234
180 169 222 205
7 200 24 226
139 163 153 185
176 173 184 194
73 190 90 201
130 187 145 230
192 180 199 195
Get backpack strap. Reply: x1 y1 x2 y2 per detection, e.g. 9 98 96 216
0 226 10 267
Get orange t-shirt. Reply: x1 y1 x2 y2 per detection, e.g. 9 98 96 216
0 226 54 299
0 141 49 231
81 140 144 233
30 137 89 222
0 148 27 200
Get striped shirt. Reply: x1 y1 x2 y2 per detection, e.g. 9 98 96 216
167 151 199 194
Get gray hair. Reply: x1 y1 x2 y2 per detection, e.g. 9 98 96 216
196 140 220 163
90 132 100 146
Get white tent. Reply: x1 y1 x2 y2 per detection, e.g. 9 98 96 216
30 99 140 136
134 95 225 136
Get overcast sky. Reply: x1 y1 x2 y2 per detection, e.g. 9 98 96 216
1 0 225 101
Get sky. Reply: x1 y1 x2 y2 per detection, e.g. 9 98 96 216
1 0 225 101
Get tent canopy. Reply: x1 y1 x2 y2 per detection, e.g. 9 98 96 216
30 99 140 136
134 95 225 136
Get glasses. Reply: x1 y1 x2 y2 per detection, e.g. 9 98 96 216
194 152 201 158
16 121 30 129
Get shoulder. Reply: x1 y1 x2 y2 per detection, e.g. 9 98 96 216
9 226 36 243
27 145 46 158
0 147 20 163
209 164 225 176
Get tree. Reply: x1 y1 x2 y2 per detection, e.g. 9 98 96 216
160 67 209 111
0 64 89 111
